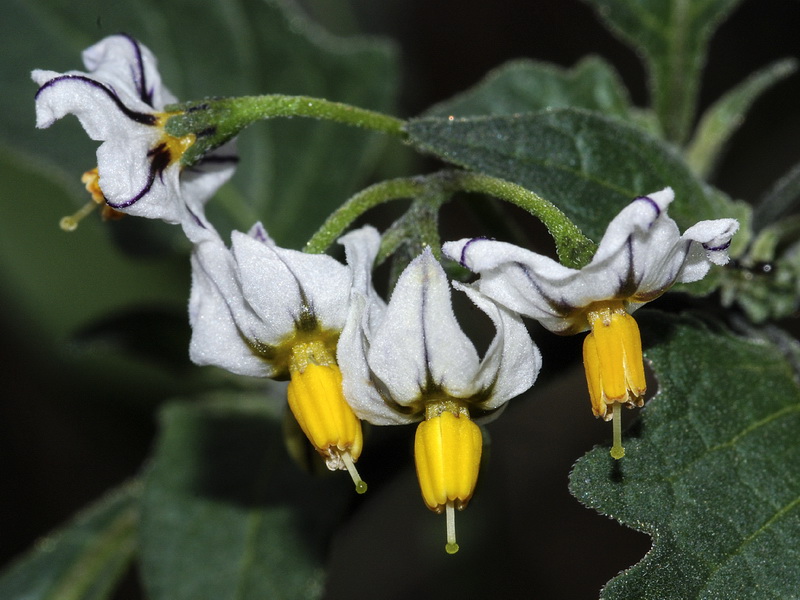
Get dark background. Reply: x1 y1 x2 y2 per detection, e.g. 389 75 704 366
2 0 799 598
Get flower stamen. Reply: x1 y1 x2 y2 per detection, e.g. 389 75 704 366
415 402 481 553
61 168 125 231
583 301 645 459
287 341 366 492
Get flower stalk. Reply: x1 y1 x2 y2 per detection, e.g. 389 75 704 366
304 170 597 267
165 94 407 166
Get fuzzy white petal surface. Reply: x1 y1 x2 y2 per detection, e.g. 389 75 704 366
81 35 175 109
455 282 541 410
33 72 153 138
189 239 277 378
337 227 412 425
96 136 181 216
231 233 351 339
445 188 739 332
180 143 239 210
368 249 481 405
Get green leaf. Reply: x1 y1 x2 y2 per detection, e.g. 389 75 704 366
406 109 745 242
6 0 398 248
582 0 742 144
423 56 633 119
569 312 800 599
686 58 798 179
139 393 354 600
0 483 139 600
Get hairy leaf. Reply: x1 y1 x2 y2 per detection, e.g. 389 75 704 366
570 312 800 599
406 109 748 243
582 0 743 144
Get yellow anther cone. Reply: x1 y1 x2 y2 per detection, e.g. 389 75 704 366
584 303 646 420
414 410 482 512
287 362 363 468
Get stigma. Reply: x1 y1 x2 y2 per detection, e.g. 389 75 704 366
582 301 646 459
414 400 482 554
287 341 367 493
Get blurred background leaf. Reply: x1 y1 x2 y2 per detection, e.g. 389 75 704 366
570 312 800 598
139 393 353 600
0 483 138 600
686 58 797 180
422 56 634 120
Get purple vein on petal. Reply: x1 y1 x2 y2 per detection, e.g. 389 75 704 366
120 33 154 107
105 143 171 208
35 74 156 126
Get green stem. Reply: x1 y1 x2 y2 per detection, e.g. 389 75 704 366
225 95 407 137
304 177 424 254
167 95 406 165
447 171 597 268
304 170 597 269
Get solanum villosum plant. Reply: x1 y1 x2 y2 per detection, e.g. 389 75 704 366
1 1 798 598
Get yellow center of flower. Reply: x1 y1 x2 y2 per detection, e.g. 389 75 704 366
582 300 647 459
286 340 366 493
154 112 197 164
414 400 482 554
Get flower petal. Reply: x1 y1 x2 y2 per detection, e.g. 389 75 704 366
444 187 740 332
33 70 156 138
189 234 278 378
337 228 412 425
231 232 351 341
455 282 541 410
367 249 481 405
96 135 181 215
81 34 176 109
443 237 586 332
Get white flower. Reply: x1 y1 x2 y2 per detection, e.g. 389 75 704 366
340 247 540 424
32 34 236 225
443 187 739 335
337 247 541 552
442 187 739 458
188 221 380 490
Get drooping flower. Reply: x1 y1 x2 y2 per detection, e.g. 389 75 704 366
32 34 237 228
189 221 382 492
338 248 541 552
443 187 739 459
